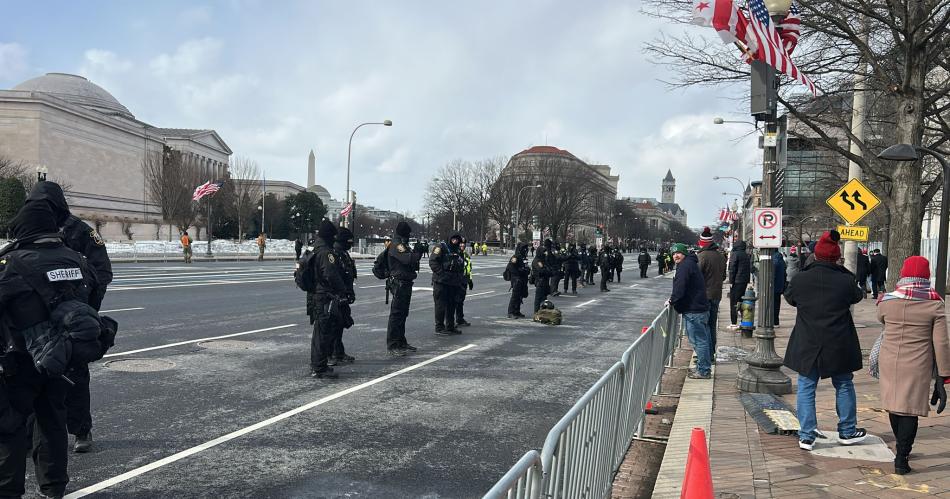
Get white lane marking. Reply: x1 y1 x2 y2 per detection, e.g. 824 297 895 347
112 269 288 280
412 286 433 291
359 284 387 289
102 324 297 358
468 291 493 297
628 284 640 288
66 343 477 499
574 299 597 308
99 307 145 313
109 277 290 291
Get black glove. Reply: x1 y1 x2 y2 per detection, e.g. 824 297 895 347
0 355 16 377
347 292 356 304
931 378 947 414
468 278 474 290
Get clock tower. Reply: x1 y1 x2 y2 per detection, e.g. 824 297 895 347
661 169 676 204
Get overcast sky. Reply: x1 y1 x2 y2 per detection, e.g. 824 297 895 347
0 0 762 228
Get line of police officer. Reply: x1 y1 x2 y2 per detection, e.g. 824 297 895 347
0 181 116 498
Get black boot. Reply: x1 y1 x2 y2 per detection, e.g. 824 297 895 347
889 413 918 475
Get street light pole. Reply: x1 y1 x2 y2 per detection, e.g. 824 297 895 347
514 184 542 246
345 120 393 230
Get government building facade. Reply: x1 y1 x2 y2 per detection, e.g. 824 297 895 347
0 73 231 240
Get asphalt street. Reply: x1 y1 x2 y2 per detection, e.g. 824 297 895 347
44 253 672 499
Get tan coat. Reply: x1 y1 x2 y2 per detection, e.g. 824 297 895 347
877 299 950 416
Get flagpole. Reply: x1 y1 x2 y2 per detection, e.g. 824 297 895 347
206 183 213 258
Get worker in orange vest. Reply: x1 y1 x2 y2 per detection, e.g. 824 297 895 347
181 231 192 263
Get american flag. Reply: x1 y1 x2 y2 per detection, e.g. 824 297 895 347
340 202 353 217
778 4 801 54
745 0 816 95
192 180 223 201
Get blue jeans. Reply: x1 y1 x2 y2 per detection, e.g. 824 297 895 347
707 299 720 358
683 312 711 376
796 368 857 441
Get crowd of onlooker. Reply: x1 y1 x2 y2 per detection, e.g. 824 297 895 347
667 227 949 476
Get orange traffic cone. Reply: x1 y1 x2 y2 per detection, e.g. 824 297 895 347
680 427 713 499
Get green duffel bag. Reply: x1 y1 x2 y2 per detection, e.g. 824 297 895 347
533 300 562 325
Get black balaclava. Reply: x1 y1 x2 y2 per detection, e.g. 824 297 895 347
10 202 60 241
335 227 354 251
517 242 528 257
448 234 462 251
395 221 411 239
26 181 70 226
317 219 338 244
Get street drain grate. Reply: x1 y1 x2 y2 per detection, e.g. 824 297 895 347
197 339 253 350
104 358 175 372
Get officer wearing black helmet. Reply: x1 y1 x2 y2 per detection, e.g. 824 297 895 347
0 201 105 498
25 181 113 453
309 220 347 379
386 221 423 356
505 242 530 318
328 227 357 367
429 234 465 335
531 239 555 312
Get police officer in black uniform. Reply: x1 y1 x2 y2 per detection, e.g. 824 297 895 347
309 220 347 379
638 248 652 278
386 222 423 356
562 243 581 295
506 242 530 318
549 244 564 297
532 240 554 312
26 181 113 453
598 245 612 292
328 227 357 367
429 234 465 335
0 201 103 498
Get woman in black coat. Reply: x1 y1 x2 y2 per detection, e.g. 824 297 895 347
783 231 866 451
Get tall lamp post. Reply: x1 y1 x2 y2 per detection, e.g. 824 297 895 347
513 184 542 246
878 144 950 294
737 0 793 395
345 120 392 230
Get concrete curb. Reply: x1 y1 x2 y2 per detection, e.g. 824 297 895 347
651 358 715 498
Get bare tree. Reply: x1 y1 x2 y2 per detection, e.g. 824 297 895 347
228 157 262 240
144 146 203 235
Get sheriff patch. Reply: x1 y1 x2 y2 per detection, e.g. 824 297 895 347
91 229 105 246
47 268 83 282
397 244 407 253
328 254 336 264
433 246 441 255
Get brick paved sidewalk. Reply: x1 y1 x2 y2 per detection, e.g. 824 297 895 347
705 296 950 498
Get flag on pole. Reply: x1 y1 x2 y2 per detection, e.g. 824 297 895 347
778 3 801 54
691 0 756 50
340 202 353 217
745 0 816 95
192 180 223 201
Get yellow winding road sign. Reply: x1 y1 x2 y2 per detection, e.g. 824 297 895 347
826 179 880 225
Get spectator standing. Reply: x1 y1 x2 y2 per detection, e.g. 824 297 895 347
856 248 871 295
784 231 866 451
870 249 889 298
727 240 752 329
294 237 303 261
697 230 726 361
786 246 801 284
876 256 950 475
772 250 787 326
181 231 192 264
670 243 711 379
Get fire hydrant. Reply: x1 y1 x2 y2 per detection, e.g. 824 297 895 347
739 286 757 338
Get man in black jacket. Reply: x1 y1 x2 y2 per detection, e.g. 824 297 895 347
784 231 866 451
728 240 752 328
598 245 612 292
387 222 423 355
430 234 466 335
670 243 711 379
309 220 347 379
869 249 888 298
506 243 530 318
562 244 581 295
638 248 651 278
856 248 871 295
26 181 113 453
531 241 554 312
329 227 356 366
0 202 102 498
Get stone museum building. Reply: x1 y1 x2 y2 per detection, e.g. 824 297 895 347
0 72 231 240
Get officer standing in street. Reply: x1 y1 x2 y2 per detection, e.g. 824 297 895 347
309 220 346 379
549 244 564 297
532 240 554 312
329 227 357 367
386 222 423 356
506 242 530 318
0 201 102 498
613 247 624 283
26 181 113 453
455 239 473 327
638 247 651 278
562 243 581 295
430 234 466 335
598 244 612 292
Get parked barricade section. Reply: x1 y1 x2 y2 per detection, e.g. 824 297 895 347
483 450 543 499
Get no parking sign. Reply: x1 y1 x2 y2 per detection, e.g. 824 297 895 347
753 207 782 248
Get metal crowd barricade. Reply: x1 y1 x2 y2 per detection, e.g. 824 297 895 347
483 450 543 499
485 304 682 499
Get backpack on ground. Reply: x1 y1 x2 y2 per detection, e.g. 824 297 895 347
533 307 563 325
294 250 317 292
372 248 390 280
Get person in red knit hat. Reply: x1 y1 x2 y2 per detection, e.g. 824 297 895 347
876 255 949 475
783 231 866 451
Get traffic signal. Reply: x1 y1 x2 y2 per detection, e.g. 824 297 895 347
595 224 604 237
532 215 540 227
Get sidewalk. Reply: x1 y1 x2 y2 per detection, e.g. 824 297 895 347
662 294 950 497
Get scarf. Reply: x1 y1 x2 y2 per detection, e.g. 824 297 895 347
879 277 943 302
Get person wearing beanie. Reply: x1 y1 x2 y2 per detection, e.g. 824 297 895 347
870 248 889 298
429 234 466 335
698 227 714 249
328 227 357 367
877 255 949 475
783 230 866 451
697 235 726 359
669 243 711 379
385 221 423 356
307 218 346 379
